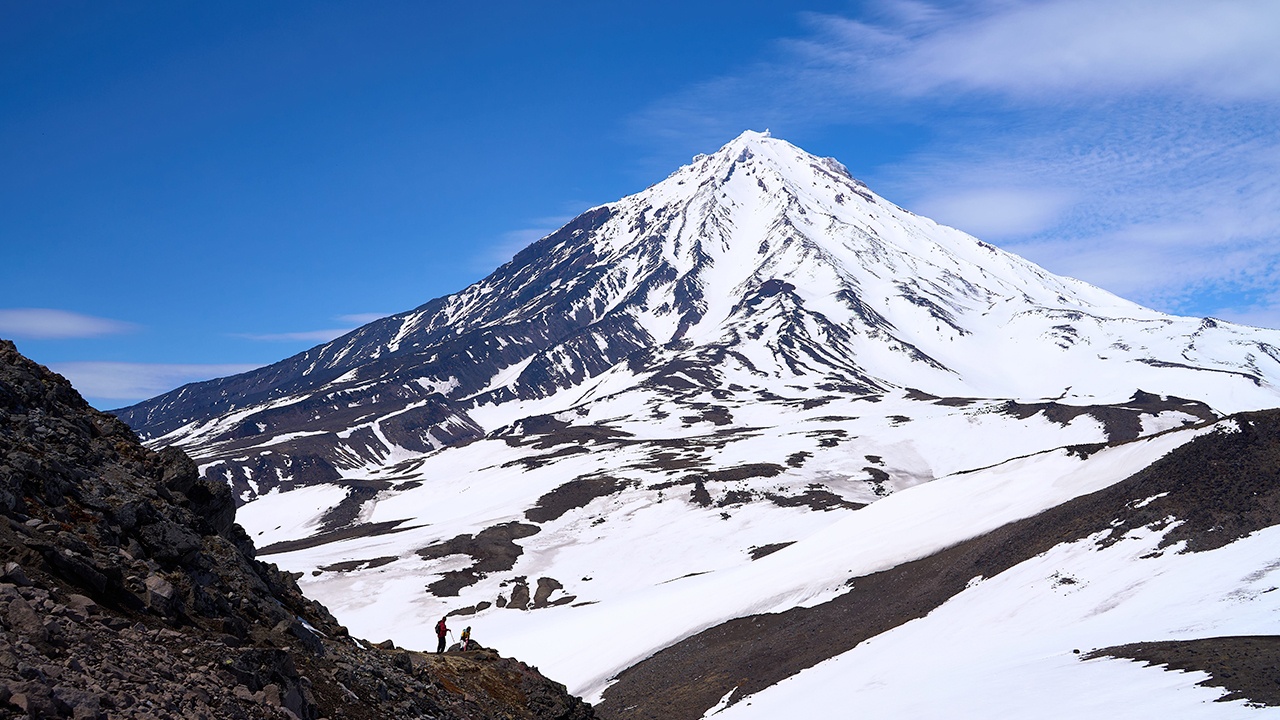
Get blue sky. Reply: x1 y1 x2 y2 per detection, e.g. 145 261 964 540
3 1 1279 409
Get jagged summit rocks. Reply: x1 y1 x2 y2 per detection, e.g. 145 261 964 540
0 340 594 719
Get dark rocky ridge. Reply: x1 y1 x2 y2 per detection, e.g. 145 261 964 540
597 411 1280 719
0 340 594 720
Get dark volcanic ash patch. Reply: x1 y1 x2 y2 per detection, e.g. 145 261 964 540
525 476 629 523
764 488 863 511
317 479 392 532
597 410 1280 720
680 403 734 427
748 542 795 560
418 522 541 595
318 555 398 573
1092 410 1280 553
1085 636 1280 707
785 451 811 468
499 415 634 450
257 519 421 556
700 464 785 483
997 390 1215 443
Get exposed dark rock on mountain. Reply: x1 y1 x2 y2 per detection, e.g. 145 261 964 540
1085 636 1280 707
0 340 594 720
416 523 541 596
597 411 1280 719
994 391 1217 444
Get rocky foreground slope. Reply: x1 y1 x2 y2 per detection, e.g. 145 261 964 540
0 339 593 720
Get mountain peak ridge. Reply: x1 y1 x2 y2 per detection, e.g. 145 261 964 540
115 132 1280 490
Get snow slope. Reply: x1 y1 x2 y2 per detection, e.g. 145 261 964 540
710 524 1280 720
268 418 1220 700
112 131 1280 717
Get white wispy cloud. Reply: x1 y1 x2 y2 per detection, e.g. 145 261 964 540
914 187 1077 239
235 328 357 342
50 361 261 403
336 312 390 325
235 312 392 343
802 0 1280 101
473 215 578 271
628 0 1280 327
0 308 138 339
882 103 1280 313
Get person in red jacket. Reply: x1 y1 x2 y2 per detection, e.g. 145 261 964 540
435 617 449 654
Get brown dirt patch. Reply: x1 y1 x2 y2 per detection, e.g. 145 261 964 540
417 522 541 596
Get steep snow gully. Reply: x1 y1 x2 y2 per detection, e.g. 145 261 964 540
115 131 1280 718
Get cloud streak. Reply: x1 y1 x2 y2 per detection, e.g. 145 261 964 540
235 328 357 342
472 215 578 272
51 361 261 405
913 187 1076 239
0 308 138 340
799 0 1280 101
234 312 392 343
336 313 389 325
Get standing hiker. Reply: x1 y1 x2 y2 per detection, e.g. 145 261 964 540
435 616 449 654
461 626 472 651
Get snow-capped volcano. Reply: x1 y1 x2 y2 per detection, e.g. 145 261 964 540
119 130 1279 496
115 131 1280 718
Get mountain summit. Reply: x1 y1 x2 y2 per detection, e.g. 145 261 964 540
118 131 1279 501
111 133 1280 717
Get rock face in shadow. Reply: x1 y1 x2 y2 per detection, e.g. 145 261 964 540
0 339 594 720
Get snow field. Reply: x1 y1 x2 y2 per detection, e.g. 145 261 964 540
711 520 1280 719
262 421 1209 700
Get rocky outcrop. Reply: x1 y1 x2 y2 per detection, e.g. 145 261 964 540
0 339 594 720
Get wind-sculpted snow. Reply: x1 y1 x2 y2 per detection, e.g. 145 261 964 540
109 131 1280 716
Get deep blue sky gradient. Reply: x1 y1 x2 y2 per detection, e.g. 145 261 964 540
4 1 1278 407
